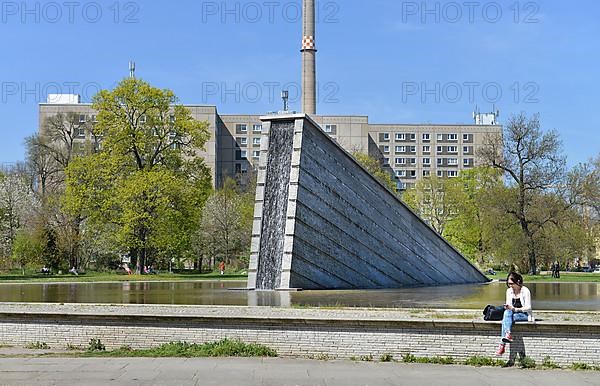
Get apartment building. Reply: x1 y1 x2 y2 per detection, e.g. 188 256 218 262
39 95 501 190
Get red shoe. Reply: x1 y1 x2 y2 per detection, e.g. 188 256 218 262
495 344 506 356
502 332 513 343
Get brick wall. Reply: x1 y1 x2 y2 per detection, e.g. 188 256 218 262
0 311 598 367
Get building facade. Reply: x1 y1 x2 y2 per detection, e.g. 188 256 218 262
39 95 501 190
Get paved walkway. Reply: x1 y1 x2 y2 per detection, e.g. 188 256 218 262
0 357 597 386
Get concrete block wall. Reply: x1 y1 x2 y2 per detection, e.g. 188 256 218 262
249 114 488 289
0 311 598 367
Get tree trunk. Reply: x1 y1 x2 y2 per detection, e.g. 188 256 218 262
527 237 537 275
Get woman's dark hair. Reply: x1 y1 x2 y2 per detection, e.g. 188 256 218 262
506 272 523 287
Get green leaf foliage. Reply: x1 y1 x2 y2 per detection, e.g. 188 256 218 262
64 78 213 271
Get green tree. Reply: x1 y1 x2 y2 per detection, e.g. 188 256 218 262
11 230 43 275
402 175 462 235
64 78 212 273
443 167 503 265
199 178 252 270
352 152 397 193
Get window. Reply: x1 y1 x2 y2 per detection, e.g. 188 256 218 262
448 133 458 141
409 146 416 153
436 146 443 153
324 124 336 133
91 115 97 123
252 137 261 145
382 132 390 141
383 157 390 165
423 145 431 153
79 114 86 123
463 146 470 153
437 133 443 141
395 133 405 141
464 158 473 166
235 163 248 174
437 170 444 177
395 146 406 153
409 133 416 141
239 137 248 145
75 143 85 154
448 146 458 153
395 170 406 177
169 132 179 149
448 170 458 177
437 158 444 165
423 170 431 177
409 170 416 177
395 158 406 165
77 127 85 137
140 115 146 124
448 158 458 165
423 133 431 141
236 124 247 132
253 124 262 132
423 158 431 165
169 114 175 123
252 150 260 158
463 133 470 141
383 145 390 153
409 158 416 164
240 150 247 158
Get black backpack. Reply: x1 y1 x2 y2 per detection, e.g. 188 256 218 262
483 305 505 321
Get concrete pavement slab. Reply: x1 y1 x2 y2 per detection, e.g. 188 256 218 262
0 357 598 386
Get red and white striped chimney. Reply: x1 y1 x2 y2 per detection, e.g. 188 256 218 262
301 0 317 115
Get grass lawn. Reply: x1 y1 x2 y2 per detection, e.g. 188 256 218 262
0 270 248 283
2 269 598 284
487 271 600 283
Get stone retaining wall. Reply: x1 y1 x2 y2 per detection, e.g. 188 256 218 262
0 305 598 367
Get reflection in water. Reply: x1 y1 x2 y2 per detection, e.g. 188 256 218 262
0 281 598 311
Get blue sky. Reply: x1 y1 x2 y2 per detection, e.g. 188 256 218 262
1 0 598 166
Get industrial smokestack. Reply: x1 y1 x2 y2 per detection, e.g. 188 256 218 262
301 0 317 115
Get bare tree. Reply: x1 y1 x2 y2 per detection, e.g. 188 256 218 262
478 112 585 274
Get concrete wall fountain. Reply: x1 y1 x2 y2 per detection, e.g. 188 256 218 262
247 114 489 290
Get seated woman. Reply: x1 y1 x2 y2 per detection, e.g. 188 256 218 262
496 272 533 356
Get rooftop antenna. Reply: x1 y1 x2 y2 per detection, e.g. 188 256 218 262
129 61 136 79
281 90 289 112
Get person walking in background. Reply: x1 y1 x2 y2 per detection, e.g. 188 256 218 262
219 261 225 275
496 272 533 356
555 261 560 278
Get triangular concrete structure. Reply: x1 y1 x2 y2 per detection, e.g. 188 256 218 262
247 114 489 290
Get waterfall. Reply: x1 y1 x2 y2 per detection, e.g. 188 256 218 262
255 120 295 289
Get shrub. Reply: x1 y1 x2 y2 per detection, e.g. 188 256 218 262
379 353 393 362
571 362 592 370
402 353 417 363
88 338 106 352
25 342 50 349
465 356 505 367
518 356 536 369
542 356 560 369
